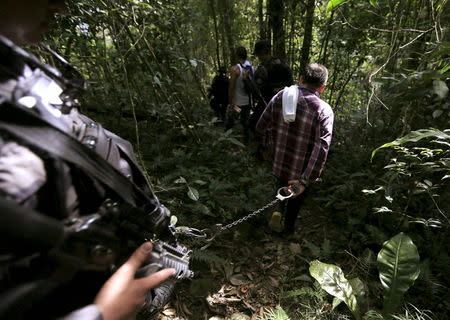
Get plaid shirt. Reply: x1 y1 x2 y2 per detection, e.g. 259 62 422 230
255 85 334 184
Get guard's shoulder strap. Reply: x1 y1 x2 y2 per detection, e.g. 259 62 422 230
0 101 153 208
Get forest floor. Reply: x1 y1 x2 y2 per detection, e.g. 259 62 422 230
156 200 349 320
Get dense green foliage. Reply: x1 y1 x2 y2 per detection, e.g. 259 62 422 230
46 0 449 319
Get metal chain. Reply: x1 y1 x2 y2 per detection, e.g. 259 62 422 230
176 188 294 242
219 198 280 232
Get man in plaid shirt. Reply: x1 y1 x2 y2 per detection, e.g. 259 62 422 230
255 63 334 235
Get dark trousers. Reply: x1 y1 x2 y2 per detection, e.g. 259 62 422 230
249 102 265 132
225 105 251 143
277 180 308 233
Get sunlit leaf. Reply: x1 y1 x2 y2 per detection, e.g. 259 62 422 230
332 297 342 310
377 233 420 318
432 110 443 118
362 186 384 194
326 0 352 12
373 206 393 213
309 260 361 319
153 75 161 86
372 129 450 160
189 59 198 67
187 186 199 201
170 215 178 226
174 176 187 184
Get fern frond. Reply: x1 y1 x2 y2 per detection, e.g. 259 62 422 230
191 249 227 264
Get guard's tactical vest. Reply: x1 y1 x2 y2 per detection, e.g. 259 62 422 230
0 36 167 319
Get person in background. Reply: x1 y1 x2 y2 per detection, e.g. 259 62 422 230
226 46 254 144
208 66 229 123
250 39 293 131
255 63 334 236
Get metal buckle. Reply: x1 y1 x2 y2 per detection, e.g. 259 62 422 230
175 227 208 239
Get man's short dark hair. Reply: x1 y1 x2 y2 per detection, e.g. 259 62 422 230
302 63 328 88
253 40 271 55
235 46 247 60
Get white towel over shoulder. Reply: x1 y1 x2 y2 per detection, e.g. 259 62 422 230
282 85 298 123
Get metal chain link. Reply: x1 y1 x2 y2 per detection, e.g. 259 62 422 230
219 198 280 232
176 188 294 243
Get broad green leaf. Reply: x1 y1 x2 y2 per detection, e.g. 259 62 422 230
371 129 450 160
309 260 360 319
326 0 351 12
187 186 199 201
377 233 420 317
332 297 343 310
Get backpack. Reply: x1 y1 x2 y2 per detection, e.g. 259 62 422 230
239 63 254 95
263 57 293 93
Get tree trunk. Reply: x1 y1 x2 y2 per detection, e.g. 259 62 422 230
287 0 299 64
319 11 334 65
258 0 266 39
267 0 286 59
218 0 234 66
209 0 221 69
300 0 315 72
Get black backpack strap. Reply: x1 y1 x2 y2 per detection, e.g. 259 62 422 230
0 102 153 207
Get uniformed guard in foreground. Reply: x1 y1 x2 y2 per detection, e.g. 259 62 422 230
0 1 193 319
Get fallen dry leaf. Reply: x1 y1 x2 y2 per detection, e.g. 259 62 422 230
230 273 248 286
162 308 176 316
268 276 279 287
289 242 301 254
